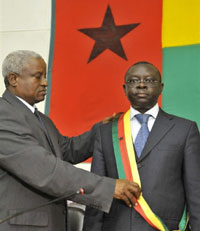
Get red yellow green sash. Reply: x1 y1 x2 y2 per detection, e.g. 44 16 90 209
112 110 188 231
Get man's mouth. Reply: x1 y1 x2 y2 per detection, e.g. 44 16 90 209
40 90 47 95
136 92 148 97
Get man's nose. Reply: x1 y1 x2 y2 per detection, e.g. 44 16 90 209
41 77 48 86
137 80 147 88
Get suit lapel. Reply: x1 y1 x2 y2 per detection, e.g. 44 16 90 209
3 90 57 156
35 111 57 155
138 109 175 162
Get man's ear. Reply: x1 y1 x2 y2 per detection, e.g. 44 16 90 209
7 73 18 87
123 84 127 96
160 82 164 94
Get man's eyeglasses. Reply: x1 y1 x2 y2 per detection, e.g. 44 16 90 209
125 78 161 87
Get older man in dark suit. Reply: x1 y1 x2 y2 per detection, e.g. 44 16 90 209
83 61 200 231
0 50 141 231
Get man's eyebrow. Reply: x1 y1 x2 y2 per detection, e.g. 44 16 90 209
126 74 139 78
127 75 154 78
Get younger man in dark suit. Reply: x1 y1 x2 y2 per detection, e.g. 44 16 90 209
83 61 200 231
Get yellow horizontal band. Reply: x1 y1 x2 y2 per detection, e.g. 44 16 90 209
162 0 200 48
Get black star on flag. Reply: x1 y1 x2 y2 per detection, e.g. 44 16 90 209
78 5 140 63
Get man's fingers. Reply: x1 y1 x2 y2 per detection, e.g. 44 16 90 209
102 112 124 124
128 182 141 198
120 194 132 207
115 191 137 207
124 190 137 206
114 179 141 207
123 181 141 199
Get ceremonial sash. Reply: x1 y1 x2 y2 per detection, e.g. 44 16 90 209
112 110 188 231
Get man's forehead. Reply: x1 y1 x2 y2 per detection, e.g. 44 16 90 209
26 57 45 65
128 64 157 74
125 63 161 80
22 58 46 70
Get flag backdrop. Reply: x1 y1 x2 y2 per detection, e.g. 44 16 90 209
45 0 200 138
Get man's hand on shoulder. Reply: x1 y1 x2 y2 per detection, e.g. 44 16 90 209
102 112 123 124
114 179 141 207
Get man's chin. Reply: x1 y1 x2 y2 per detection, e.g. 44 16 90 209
35 96 45 104
131 102 152 111
132 99 149 106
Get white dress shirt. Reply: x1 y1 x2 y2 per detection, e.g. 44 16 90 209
130 103 159 142
16 96 36 113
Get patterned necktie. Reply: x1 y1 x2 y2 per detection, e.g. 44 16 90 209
134 114 151 158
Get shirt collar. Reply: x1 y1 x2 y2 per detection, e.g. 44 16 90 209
16 96 36 113
130 103 159 120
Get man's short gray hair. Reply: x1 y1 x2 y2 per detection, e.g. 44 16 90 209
2 50 43 87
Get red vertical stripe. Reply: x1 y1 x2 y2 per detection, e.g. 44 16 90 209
118 114 133 180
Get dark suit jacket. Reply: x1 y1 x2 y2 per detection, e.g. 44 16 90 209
83 109 200 231
0 90 115 231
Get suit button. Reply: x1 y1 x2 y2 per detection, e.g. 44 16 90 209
137 163 142 168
